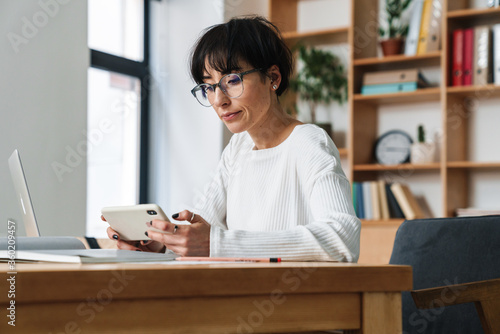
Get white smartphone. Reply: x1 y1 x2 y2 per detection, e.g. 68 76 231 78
101 204 171 241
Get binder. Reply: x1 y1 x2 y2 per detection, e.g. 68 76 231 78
473 26 492 85
463 28 474 86
362 182 373 220
425 0 444 52
361 82 417 95
493 24 500 85
417 0 432 54
405 0 425 56
363 69 419 85
452 29 464 86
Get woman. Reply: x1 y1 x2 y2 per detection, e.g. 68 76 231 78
106 16 360 262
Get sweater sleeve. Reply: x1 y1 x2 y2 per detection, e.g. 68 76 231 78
209 169 361 262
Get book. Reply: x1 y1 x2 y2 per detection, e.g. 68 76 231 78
417 0 433 54
362 182 373 219
390 183 425 220
361 82 417 95
424 0 444 53
352 182 358 217
494 24 500 85
456 207 500 217
405 0 425 56
463 28 474 86
386 184 405 219
378 180 391 220
355 182 365 219
0 249 178 264
370 181 381 220
452 29 464 86
363 69 426 86
473 25 492 85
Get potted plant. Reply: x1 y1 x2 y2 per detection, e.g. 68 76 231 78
410 124 436 164
289 45 347 138
378 0 412 56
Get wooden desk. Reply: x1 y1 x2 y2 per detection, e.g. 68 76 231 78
0 262 412 333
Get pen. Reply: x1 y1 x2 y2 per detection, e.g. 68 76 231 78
175 257 281 263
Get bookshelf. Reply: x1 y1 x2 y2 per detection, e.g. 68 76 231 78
269 0 500 262
268 0 350 157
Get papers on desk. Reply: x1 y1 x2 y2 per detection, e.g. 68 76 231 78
0 249 178 264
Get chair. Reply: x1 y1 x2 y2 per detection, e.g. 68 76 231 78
389 215 500 334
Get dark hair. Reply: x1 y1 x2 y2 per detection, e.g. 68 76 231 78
190 16 293 97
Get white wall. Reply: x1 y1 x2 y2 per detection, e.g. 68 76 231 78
0 0 88 237
148 0 225 215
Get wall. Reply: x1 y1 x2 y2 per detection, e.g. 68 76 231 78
148 0 225 215
0 0 88 237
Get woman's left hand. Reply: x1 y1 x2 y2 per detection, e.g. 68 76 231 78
146 210 210 256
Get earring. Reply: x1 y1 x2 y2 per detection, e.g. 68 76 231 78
273 85 278 90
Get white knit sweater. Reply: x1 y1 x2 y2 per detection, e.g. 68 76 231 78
194 124 361 262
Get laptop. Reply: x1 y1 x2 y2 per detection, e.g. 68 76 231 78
4 150 178 262
8 149 41 237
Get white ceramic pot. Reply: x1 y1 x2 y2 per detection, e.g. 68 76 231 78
411 142 436 164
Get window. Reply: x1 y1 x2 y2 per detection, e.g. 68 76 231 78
87 0 150 237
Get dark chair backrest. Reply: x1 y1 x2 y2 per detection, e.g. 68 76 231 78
389 215 500 334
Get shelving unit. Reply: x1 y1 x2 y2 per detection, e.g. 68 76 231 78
269 0 500 263
269 0 350 157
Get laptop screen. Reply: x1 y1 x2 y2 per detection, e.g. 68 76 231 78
8 150 41 237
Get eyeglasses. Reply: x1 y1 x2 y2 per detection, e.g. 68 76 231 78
191 68 264 107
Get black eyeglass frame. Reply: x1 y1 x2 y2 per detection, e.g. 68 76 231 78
191 68 265 107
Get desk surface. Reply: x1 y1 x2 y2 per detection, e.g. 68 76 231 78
0 262 412 333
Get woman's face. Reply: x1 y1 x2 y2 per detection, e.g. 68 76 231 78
203 61 276 134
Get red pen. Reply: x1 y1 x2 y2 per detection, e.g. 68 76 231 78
175 257 281 263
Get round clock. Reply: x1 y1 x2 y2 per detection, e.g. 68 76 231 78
374 130 413 165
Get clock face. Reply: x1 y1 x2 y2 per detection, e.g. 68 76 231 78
375 130 413 165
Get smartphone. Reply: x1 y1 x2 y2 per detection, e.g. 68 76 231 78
101 204 170 241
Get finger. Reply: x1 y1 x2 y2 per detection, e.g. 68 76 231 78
150 219 170 231
101 215 107 222
172 210 195 223
146 229 180 245
116 240 140 251
140 240 154 246
106 226 120 240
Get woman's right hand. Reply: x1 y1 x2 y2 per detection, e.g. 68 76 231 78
103 216 165 253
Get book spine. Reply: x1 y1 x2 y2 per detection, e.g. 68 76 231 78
417 0 433 54
425 0 443 53
352 182 358 217
474 26 492 85
356 182 365 219
386 184 405 219
494 24 500 85
370 181 381 220
362 182 373 220
401 184 426 219
363 69 419 85
378 180 390 220
390 183 417 220
452 29 464 86
463 28 474 86
405 0 425 56
361 82 417 95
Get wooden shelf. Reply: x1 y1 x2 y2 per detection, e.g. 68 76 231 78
353 87 441 105
361 219 405 227
352 51 441 71
338 148 348 157
353 163 441 171
447 84 500 98
447 161 500 169
447 7 500 27
282 27 349 45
